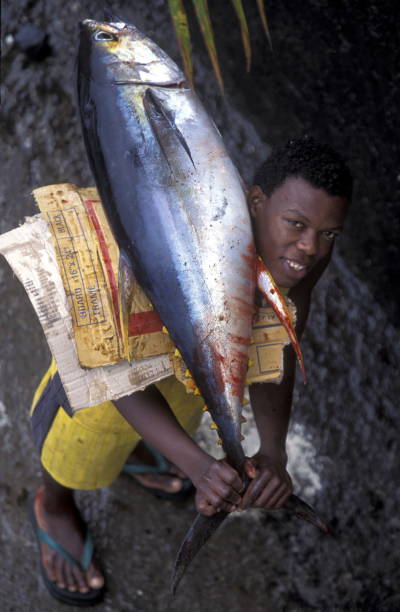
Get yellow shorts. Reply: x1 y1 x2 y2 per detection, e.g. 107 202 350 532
30 361 204 490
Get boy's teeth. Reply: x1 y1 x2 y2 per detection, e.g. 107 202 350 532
287 260 305 270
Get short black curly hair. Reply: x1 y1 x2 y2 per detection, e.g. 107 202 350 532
253 135 353 201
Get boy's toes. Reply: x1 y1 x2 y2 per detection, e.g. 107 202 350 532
160 475 183 492
134 473 185 494
86 565 105 590
64 564 79 592
70 566 87 593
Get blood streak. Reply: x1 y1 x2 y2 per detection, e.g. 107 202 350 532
210 346 248 398
231 296 254 318
227 333 250 346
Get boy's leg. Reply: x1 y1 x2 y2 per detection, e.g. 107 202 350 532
33 468 104 594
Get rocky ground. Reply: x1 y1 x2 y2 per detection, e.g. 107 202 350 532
1 1 399 611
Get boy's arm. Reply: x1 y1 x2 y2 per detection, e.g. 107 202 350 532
115 387 243 515
240 257 326 510
240 349 296 509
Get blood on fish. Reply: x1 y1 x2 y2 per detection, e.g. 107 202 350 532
209 348 226 394
228 349 248 397
209 347 248 398
227 333 250 346
231 296 254 318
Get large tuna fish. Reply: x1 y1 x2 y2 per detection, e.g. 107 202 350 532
77 18 328 592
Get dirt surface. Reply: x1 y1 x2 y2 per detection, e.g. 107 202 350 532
1 1 399 611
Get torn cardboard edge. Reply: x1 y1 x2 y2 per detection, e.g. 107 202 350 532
0 214 173 411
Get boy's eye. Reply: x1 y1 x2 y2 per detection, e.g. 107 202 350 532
322 230 338 241
286 219 304 230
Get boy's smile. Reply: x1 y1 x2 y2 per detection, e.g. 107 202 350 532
249 176 349 288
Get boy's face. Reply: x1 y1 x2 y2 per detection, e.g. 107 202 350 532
248 176 349 288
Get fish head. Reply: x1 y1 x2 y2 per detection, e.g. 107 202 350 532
78 19 186 88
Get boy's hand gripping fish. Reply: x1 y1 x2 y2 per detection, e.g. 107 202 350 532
77 18 329 593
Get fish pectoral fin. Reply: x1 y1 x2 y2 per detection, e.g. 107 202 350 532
256 257 307 383
171 511 227 595
143 88 195 168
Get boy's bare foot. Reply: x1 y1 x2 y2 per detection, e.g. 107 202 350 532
124 441 191 495
33 486 104 595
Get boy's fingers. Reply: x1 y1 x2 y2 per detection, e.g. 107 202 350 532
202 481 241 507
196 496 237 516
199 488 223 509
216 460 243 492
243 458 258 479
254 482 288 508
241 474 285 509
210 481 241 505
272 488 292 509
196 499 215 516
240 473 270 508
217 501 238 513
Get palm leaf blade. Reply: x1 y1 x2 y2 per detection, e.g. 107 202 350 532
168 0 194 88
230 0 251 72
192 0 224 93
256 0 272 50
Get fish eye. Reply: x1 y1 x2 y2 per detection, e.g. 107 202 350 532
94 30 116 42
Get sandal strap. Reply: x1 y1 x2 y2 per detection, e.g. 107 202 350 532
122 441 170 475
36 526 94 572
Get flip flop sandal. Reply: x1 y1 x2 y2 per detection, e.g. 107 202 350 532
28 494 105 606
121 441 194 502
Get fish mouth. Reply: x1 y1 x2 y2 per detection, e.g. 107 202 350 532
113 79 187 88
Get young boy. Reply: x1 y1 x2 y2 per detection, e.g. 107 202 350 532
29 136 352 605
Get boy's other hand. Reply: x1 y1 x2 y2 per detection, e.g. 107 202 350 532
239 454 293 510
194 459 243 516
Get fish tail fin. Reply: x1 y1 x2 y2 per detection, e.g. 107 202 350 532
171 511 228 595
256 257 307 383
284 494 332 534
172 493 330 594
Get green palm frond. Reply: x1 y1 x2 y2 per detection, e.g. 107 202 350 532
191 0 224 93
256 0 272 50
230 0 251 73
167 0 194 89
168 0 271 93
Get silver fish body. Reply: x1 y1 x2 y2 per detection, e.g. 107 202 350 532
78 20 254 465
